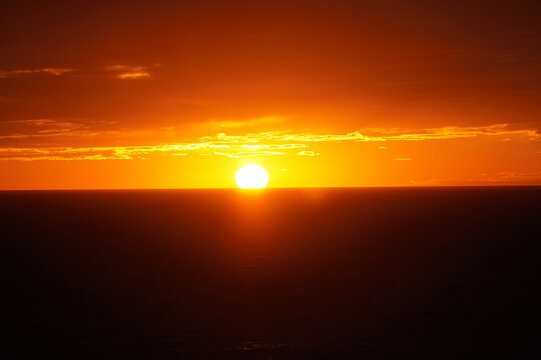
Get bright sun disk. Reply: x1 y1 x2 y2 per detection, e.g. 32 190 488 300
235 164 269 189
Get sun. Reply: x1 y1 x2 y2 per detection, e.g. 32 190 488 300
235 164 269 189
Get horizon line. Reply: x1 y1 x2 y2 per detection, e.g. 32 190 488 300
1 185 541 192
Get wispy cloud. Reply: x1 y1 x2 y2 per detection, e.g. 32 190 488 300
0 119 107 140
0 143 298 161
298 150 318 156
201 124 540 144
0 144 224 161
408 171 541 185
0 68 75 78
213 151 288 158
487 171 541 182
1 123 538 161
106 65 152 79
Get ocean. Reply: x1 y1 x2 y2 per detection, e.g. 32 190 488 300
2 187 540 358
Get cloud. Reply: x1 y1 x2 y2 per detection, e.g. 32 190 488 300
201 124 540 144
487 171 541 182
106 65 152 79
0 119 105 140
360 124 540 142
0 65 156 80
213 151 288 158
1 123 538 161
408 171 541 185
0 143 290 161
298 150 318 156
0 144 219 161
239 144 307 150
0 68 75 78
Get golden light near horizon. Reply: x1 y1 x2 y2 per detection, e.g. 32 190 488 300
235 165 269 189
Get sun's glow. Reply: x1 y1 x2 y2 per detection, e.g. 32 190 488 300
235 164 269 189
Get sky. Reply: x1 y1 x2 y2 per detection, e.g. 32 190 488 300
1 0 540 188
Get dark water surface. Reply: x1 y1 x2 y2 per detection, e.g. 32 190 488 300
2 187 540 359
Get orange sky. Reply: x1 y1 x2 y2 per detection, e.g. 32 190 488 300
1 0 540 189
